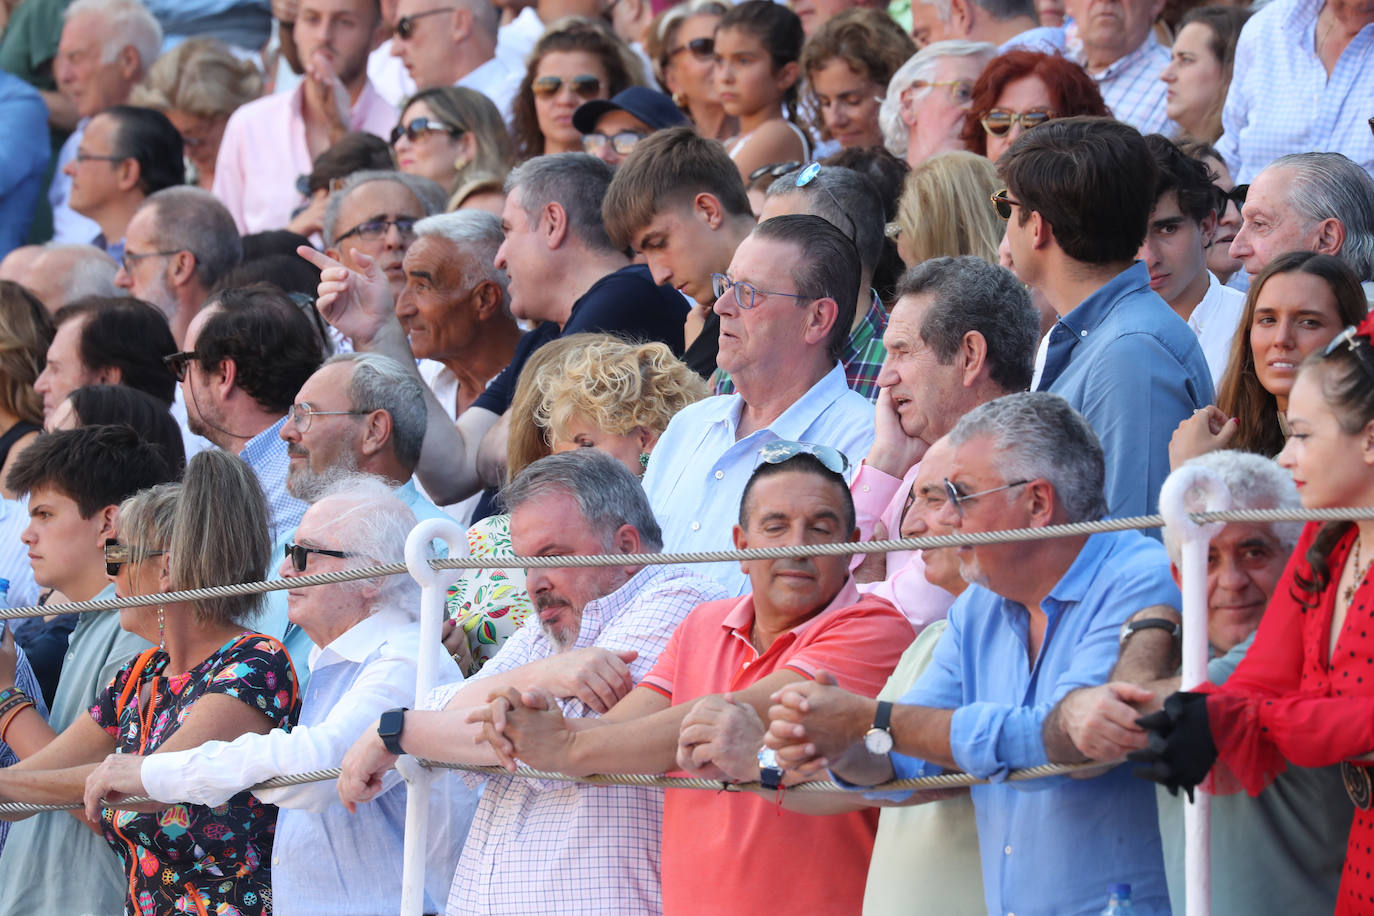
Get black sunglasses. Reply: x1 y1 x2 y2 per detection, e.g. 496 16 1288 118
990 188 1021 220
1215 183 1248 211
163 350 198 382
668 36 713 60
531 74 603 99
284 541 356 572
394 6 451 39
748 160 801 183
105 538 167 578
390 116 463 146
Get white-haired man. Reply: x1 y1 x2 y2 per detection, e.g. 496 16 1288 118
879 40 994 168
1054 450 1353 915
0 243 118 312
83 474 471 916
48 0 162 245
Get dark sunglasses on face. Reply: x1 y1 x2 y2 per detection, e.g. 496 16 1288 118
394 6 451 39
1215 183 1248 211
284 541 356 572
583 130 647 156
531 74 604 99
390 117 463 146
105 538 167 578
668 36 714 61
980 108 1055 137
163 350 197 382
990 188 1021 220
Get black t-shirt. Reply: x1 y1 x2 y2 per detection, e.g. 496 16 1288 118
471 263 690 416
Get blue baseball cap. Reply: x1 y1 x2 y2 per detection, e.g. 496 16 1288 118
573 86 689 134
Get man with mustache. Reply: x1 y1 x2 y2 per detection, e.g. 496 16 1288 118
338 450 725 915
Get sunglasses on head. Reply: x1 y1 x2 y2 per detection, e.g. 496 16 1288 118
390 116 462 146
532 74 604 99
668 36 714 60
284 541 356 573
105 538 167 578
757 440 851 475
747 160 801 183
980 108 1054 137
394 6 451 40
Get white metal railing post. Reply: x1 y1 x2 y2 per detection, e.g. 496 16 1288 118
398 518 468 916
1158 466 1230 916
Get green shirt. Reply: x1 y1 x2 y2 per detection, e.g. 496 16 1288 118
0 586 153 916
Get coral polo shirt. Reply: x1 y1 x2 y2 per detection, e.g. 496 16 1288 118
642 580 914 916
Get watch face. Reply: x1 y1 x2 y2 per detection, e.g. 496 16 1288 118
864 728 893 755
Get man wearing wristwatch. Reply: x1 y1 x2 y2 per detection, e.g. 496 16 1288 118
767 393 1178 916
1055 451 1352 916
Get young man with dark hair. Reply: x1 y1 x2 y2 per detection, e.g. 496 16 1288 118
1138 134 1245 384
999 116 1211 519
0 424 178 916
603 127 758 378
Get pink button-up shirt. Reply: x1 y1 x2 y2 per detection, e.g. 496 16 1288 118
212 80 398 233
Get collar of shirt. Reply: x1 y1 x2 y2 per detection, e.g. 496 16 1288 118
841 290 888 362
240 415 289 464
1038 530 1116 616
310 605 413 671
1067 23 1164 77
719 577 862 654
1055 260 1152 342
701 361 856 445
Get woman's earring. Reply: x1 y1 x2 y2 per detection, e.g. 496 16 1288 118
672 92 687 110
638 452 651 472
157 605 166 649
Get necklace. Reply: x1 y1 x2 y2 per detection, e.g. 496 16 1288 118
1345 535 1373 606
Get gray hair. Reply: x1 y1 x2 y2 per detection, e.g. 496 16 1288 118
505 153 617 253
322 170 448 248
307 472 421 616
765 164 884 290
39 244 120 302
502 449 664 551
143 187 243 289
1270 152 1374 282
880 40 994 156
65 0 162 71
947 391 1108 523
1161 450 1301 565
456 0 499 37
894 256 1038 394
325 352 428 473
413 210 511 315
917 0 1035 24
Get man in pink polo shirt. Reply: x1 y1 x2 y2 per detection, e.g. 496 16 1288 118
473 445 915 915
214 0 398 233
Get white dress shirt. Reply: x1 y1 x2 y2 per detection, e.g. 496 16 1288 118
1187 271 1247 386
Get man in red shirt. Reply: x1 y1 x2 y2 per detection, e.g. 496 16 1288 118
472 445 915 915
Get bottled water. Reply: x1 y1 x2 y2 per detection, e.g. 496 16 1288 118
1100 883 1135 916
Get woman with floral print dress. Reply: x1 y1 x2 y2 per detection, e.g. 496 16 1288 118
0 450 298 916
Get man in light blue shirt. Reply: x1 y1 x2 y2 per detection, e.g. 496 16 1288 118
83 475 472 916
0 72 49 257
1002 117 1212 520
642 214 875 595
767 393 1176 916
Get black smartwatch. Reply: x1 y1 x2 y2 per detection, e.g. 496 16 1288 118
378 707 409 756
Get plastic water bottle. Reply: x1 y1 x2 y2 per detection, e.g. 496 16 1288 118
1100 884 1135 915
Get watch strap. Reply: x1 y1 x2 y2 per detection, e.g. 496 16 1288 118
378 707 409 756
872 700 893 732
1121 618 1181 645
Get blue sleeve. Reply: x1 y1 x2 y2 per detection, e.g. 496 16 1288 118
0 77 49 253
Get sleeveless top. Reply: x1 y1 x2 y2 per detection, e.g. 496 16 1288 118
0 420 39 468
726 118 812 162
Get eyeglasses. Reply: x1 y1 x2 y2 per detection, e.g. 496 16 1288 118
105 538 167 578
668 36 714 61
288 402 370 432
531 74 604 99
390 116 463 146
73 151 128 164
910 79 974 107
394 6 452 39
794 162 859 246
163 350 198 382
943 477 1030 517
120 248 183 274
284 541 355 572
1214 183 1248 212
980 108 1055 138
990 188 1023 220
334 216 418 244
583 129 647 156
747 160 801 183
711 273 815 310
758 439 851 475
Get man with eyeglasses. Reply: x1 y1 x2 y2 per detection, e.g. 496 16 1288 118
322 169 446 300
878 39 994 168
573 86 687 167
999 117 1211 521
382 0 521 119
765 392 1178 916
215 0 397 234
641 214 876 595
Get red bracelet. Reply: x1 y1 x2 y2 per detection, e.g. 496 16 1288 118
0 701 34 745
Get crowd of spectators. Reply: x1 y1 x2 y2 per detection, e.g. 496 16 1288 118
0 0 1371 912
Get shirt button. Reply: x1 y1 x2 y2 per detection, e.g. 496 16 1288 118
690 521 700 531
1079 330 1087 337
273 857 280 866
714 470 724 480
861 484 870 492
1004 845 1012 855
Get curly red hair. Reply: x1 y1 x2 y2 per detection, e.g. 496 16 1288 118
959 50 1111 156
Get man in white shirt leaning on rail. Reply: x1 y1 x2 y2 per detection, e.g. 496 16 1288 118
82 473 470 916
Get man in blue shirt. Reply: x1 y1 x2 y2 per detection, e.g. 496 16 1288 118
0 72 49 257
642 214 876 595
767 392 1177 915
1001 116 1212 519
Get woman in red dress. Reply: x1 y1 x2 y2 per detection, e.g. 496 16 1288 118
1138 312 1374 914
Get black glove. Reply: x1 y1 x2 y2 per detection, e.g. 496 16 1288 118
1127 690 1217 802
